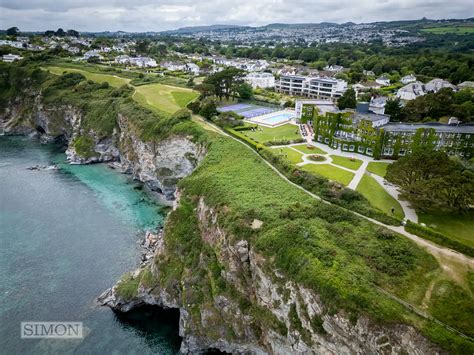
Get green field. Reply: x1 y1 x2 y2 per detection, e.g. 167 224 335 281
330 155 363 170
293 144 327 155
421 26 474 35
45 66 131 87
356 175 404 219
242 124 301 144
273 147 304 164
302 163 355 185
419 211 474 248
367 161 391 177
133 83 198 114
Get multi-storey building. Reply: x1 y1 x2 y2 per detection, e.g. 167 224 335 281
300 102 474 159
275 75 347 100
245 72 275 88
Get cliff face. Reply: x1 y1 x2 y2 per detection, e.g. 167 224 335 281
99 197 442 355
0 94 204 200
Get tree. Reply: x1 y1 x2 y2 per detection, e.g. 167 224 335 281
386 151 473 212
299 48 319 62
6 27 19 36
237 83 253 100
67 29 80 37
194 83 215 99
385 98 404 121
203 67 244 100
56 28 66 37
199 98 218 119
337 88 356 110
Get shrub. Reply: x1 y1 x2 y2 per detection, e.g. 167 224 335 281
405 221 474 257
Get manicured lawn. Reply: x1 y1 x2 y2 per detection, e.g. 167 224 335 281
293 144 327 155
133 83 198 114
243 124 300 144
302 164 354 186
329 155 363 170
356 175 404 219
45 66 131 87
273 147 303 164
367 162 391 177
419 211 474 248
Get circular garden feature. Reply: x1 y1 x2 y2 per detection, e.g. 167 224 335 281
308 154 326 162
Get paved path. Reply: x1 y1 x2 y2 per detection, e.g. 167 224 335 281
371 174 419 222
347 160 368 190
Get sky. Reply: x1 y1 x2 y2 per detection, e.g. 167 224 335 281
0 0 473 33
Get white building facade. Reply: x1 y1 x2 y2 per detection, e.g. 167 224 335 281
276 75 347 100
245 72 275 88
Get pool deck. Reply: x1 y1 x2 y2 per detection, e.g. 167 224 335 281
246 109 296 127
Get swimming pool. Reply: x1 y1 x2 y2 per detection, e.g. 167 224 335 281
249 111 295 126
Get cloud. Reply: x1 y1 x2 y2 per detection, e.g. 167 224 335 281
0 0 472 32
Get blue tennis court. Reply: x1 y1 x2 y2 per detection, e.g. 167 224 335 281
217 104 252 112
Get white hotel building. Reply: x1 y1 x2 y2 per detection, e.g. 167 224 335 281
245 72 275 89
275 75 347 100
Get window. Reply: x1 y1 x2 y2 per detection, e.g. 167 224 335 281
317 135 323 142
358 146 365 153
399 149 406 156
349 145 355 152
366 148 373 156
343 144 348 150
324 138 330 144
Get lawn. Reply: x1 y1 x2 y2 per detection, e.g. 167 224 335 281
133 83 198 114
273 147 303 164
302 163 354 186
242 124 300 144
419 211 474 248
45 66 131 87
329 155 363 170
293 144 327 155
367 162 391 177
356 175 404 219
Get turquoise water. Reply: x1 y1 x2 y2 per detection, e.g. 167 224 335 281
0 136 180 354
260 112 293 124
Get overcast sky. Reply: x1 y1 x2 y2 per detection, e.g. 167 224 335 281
0 0 473 32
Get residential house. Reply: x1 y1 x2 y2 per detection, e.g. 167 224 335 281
396 81 425 101
324 65 344 73
425 78 456 93
401 74 417 85
369 96 388 115
458 81 474 90
375 76 391 86
2 53 23 63
363 70 375 76
184 63 200 75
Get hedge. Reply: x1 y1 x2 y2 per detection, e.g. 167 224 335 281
405 221 474 257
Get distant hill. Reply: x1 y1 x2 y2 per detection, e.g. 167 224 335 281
162 24 247 34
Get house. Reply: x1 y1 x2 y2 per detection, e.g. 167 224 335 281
401 74 417 85
245 72 275 89
396 81 425 101
375 76 391 86
425 78 456 93
67 47 80 55
129 57 157 68
369 96 388 115
184 63 200 75
2 53 23 63
83 50 103 60
363 70 375 77
324 65 344 73
458 81 474 90
161 62 186 71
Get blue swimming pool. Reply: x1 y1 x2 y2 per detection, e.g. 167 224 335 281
260 112 294 124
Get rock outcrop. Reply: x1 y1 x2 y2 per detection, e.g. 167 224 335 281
99 197 443 355
0 93 204 200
